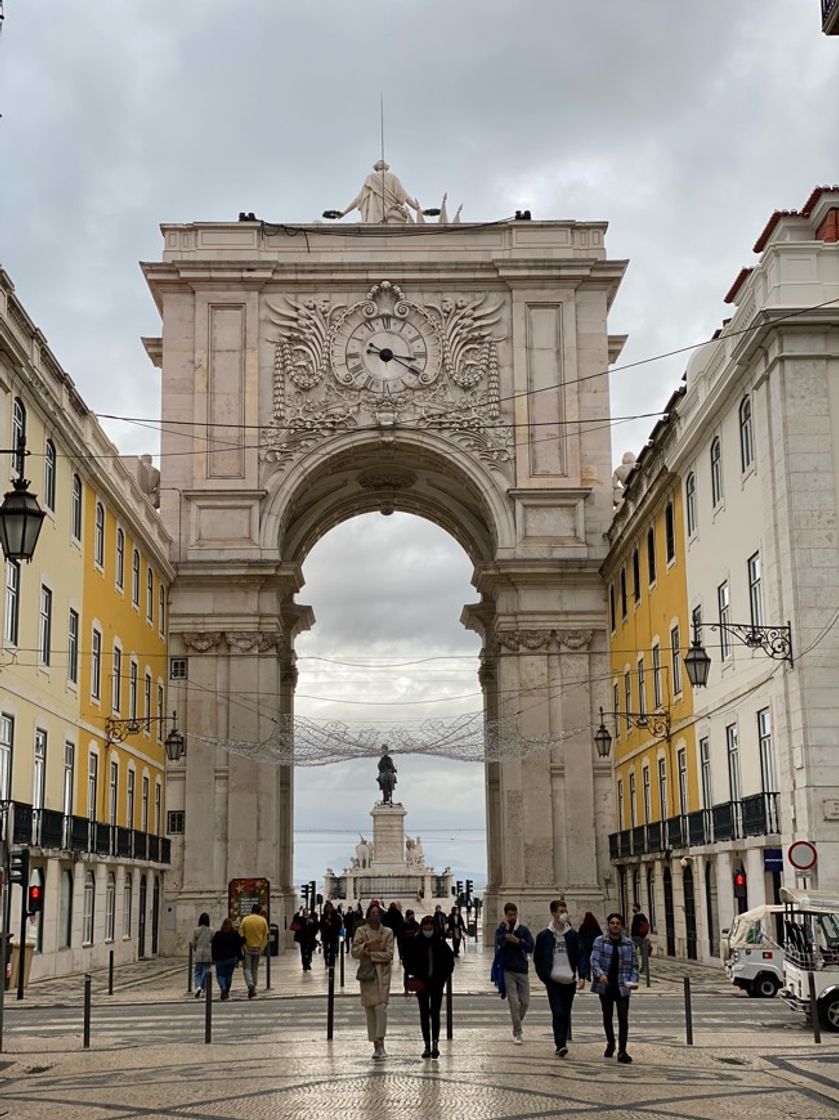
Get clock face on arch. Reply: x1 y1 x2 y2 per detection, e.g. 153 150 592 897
332 309 440 394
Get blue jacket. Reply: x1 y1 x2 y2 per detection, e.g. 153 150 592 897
590 933 638 998
495 921 534 973
534 925 580 986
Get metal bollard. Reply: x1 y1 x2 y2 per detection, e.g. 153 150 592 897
339 937 345 988
108 949 114 996
642 938 651 988
83 972 92 1049
683 976 693 1046
327 964 335 1040
265 947 271 991
187 943 193 994
204 972 212 1044
445 974 453 1040
808 972 822 1044
567 1011 573 1043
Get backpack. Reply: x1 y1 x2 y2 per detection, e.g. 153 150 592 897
637 917 650 937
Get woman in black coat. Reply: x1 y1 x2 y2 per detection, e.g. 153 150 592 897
319 901 342 967
406 914 455 1059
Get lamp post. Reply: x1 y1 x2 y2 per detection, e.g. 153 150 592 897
685 619 793 688
0 437 46 563
105 711 186 762
593 706 671 757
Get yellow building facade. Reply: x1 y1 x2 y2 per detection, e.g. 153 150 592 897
602 396 700 959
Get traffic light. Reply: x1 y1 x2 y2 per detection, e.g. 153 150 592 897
456 879 464 898
302 883 310 905
27 883 43 915
465 879 474 902
310 880 317 909
733 868 747 898
8 849 29 886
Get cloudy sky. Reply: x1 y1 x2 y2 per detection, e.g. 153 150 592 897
1 2 835 883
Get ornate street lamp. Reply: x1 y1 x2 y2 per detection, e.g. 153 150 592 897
684 628 712 689
164 722 186 762
594 708 613 758
105 710 186 762
685 618 793 688
0 437 46 563
593 705 672 756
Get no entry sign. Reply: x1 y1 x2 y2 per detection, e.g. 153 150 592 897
787 840 818 872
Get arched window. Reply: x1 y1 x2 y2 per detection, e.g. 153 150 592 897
685 472 697 536
105 873 116 942
131 549 140 606
60 869 73 949
739 396 754 471
94 502 105 567
44 440 56 511
83 870 96 945
123 874 133 938
710 437 723 507
665 500 676 563
11 397 26 473
71 474 82 540
115 529 125 589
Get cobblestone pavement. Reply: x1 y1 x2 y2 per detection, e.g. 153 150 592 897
1 945 836 1119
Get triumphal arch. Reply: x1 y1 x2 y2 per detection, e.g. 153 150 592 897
142 164 627 948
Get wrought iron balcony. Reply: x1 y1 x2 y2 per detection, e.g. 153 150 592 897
631 825 646 856
666 814 686 849
608 832 619 861
618 829 631 858
646 820 663 853
687 808 709 847
0 800 170 865
741 791 780 836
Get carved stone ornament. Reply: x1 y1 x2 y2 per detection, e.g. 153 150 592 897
495 629 594 652
225 632 283 654
181 631 224 653
357 470 417 491
262 281 511 476
555 630 594 651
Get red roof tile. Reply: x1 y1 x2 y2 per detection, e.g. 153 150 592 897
724 266 753 304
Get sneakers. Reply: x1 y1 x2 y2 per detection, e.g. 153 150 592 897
617 1051 633 1064
604 1043 615 1057
247 984 256 999
556 1046 568 1058
194 988 203 999
513 1035 524 1045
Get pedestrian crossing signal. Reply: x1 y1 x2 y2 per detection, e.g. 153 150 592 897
27 884 43 914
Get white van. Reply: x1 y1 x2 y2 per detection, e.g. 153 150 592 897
722 904 784 998
778 887 839 1032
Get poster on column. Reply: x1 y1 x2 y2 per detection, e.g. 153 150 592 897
229 877 271 922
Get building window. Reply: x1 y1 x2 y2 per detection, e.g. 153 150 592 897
677 747 688 815
112 646 122 712
127 768 136 830
167 810 185 834
665 500 676 563
658 757 668 819
123 876 133 938
146 567 154 622
670 624 682 696
38 584 52 666
758 708 776 792
624 671 632 731
144 672 152 732
159 585 166 635
129 660 138 721
4 561 19 645
91 627 102 700
68 608 79 684
131 549 140 607
685 471 697 536
170 657 188 681
748 552 763 628
739 396 754 472
157 684 164 741
609 584 616 632
652 643 662 709
115 529 125 590
71 474 82 540
617 779 624 830
141 776 149 832
83 871 96 945
629 772 637 827
11 397 26 472
637 657 646 718
710 436 723 507
0 714 13 801
631 548 641 603
646 867 656 932
60 870 73 950
619 567 628 619
154 782 162 834
613 681 621 738
87 752 99 821
699 737 712 808
63 741 75 820
105 873 116 942
726 723 741 802
717 581 731 659
647 526 656 585
33 729 47 811
642 765 651 823
94 502 105 568
109 760 118 826
44 440 56 511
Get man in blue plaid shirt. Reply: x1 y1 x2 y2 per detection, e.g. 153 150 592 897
590 912 639 1063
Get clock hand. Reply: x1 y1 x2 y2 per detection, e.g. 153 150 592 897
365 345 422 376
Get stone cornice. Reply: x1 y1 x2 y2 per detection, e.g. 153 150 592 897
495 628 595 652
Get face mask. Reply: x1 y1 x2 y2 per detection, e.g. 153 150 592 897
422 929 434 939
557 913 568 924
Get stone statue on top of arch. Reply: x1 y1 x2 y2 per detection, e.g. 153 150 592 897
377 744 398 805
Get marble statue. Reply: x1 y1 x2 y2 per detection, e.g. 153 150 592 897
406 835 425 868
355 836 372 869
377 745 398 805
612 451 636 506
340 160 420 224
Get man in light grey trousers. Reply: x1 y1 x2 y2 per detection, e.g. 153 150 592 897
495 902 535 1043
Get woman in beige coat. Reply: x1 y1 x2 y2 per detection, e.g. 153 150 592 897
351 903 395 1060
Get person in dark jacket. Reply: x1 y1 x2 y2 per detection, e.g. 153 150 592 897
400 909 421 992
382 902 405 961
211 918 243 1000
495 902 535 1043
432 905 447 937
446 906 467 956
534 900 583 1057
577 911 602 985
591 912 639 1063
406 914 455 1059
320 900 342 967
295 908 319 972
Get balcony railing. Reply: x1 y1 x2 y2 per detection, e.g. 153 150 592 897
666 815 686 849
646 820 663 853
618 829 631 858
0 800 170 865
631 825 646 856
741 792 780 836
687 809 709 847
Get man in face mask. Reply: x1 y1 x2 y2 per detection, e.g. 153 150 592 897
534 899 583 1057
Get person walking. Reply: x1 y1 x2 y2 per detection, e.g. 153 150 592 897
295 908 319 972
535 900 583 1057
320 900 342 968
211 917 243 1000
382 901 405 965
432 905 447 938
446 906 467 957
630 902 650 964
400 908 421 992
591 912 639 1064
190 912 214 995
239 903 269 999
351 903 395 1061
406 914 454 1059
495 902 535 1044
577 911 603 988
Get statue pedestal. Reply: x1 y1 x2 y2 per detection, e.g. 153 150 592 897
370 803 407 872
